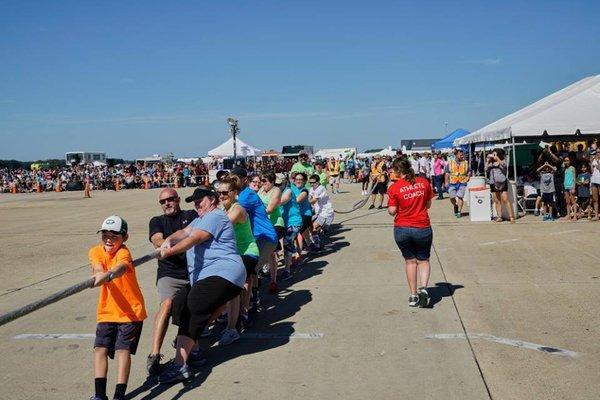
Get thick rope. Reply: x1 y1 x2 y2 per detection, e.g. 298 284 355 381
0 250 160 327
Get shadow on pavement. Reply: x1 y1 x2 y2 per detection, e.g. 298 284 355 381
423 282 464 309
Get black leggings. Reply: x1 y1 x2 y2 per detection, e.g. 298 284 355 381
171 276 242 340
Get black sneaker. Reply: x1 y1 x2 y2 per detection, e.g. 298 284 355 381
147 353 163 376
408 294 420 307
368 204 375 210
418 287 430 307
453 204 459 214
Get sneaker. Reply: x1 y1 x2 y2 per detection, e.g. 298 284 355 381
368 204 375 210
199 325 211 338
268 281 278 295
534 210 540 216
158 363 190 384
408 294 420 307
280 270 292 281
377 205 383 210
258 266 271 279
90 396 108 400
455 212 461 218
187 348 207 367
146 353 163 376
219 328 241 346
418 287 430 307
216 312 228 324
238 314 252 330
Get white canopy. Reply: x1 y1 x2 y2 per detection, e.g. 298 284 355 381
208 137 262 157
315 147 357 159
455 74 600 145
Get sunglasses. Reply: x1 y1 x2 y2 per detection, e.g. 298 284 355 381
216 190 231 196
309 181 318 184
159 196 178 205
261 179 269 183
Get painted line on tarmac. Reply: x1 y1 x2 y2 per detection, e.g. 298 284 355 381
549 229 582 236
13 332 324 340
425 333 579 358
478 239 519 246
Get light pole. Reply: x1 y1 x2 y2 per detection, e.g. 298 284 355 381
227 117 239 162
444 121 448 134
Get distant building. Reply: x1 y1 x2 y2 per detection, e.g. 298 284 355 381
65 151 106 165
281 145 314 158
400 139 440 152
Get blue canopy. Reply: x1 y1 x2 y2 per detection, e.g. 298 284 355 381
431 128 470 150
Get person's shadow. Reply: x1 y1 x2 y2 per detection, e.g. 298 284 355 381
126 290 314 400
422 282 464 309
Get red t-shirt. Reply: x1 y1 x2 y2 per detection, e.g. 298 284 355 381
387 177 434 228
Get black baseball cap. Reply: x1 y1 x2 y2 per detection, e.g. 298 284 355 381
185 186 216 203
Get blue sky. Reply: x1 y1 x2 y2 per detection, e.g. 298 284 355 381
1 0 599 160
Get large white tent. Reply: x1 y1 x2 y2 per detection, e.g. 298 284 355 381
455 74 600 145
207 137 262 157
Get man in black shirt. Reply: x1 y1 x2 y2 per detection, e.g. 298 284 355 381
146 188 197 375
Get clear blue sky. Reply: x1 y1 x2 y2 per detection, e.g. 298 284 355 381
1 0 599 160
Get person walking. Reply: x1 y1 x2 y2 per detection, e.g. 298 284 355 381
445 149 470 217
387 158 434 307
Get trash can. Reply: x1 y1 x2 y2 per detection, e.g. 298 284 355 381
469 187 492 222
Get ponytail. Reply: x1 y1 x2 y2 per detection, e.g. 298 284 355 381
392 158 416 183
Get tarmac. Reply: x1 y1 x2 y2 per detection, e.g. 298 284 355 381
0 183 598 400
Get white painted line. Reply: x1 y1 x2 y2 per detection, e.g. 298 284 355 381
549 229 582 236
425 333 579 358
13 333 95 340
479 239 518 246
242 332 324 339
13 332 324 340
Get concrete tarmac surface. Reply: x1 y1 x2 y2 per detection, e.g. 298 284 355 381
0 184 598 399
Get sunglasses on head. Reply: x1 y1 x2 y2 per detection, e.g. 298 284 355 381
159 196 178 205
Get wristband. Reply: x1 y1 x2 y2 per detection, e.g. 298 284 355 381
107 271 115 282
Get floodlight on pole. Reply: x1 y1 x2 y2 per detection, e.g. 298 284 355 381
227 118 239 162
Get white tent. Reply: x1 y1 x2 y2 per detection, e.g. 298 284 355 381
455 74 600 145
315 147 357 159
207 137 262 157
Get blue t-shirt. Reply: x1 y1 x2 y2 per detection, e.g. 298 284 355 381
237 187 278 243
185 210 246 288
291 185 312 217
282 188 303 227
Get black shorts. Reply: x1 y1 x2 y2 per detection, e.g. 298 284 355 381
171 276 242 340
490 181 509 193
373 182 387 195
300 215 312 233
242 255 258 276
541 193 555 204
577 196 590 207
275 225 285 240
94 321 143 359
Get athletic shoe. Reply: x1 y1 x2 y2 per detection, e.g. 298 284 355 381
187 348 207 367
216 312 228 324
280 270 292 281
534 210 540 216
408 294 420 307
368 204 375 210
238 314 252 330
377 205 383 210
90 396 108 400
219 329 241 346
258 266 271 279
199 326 211 338
146 353 163 376
455 212 461 218
418 287 430 307
158 363 191 384
268 281 278 294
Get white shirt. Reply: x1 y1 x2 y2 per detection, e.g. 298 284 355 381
309 185 334 217
591 159 600 184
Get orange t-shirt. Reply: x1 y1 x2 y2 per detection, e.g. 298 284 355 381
89 244 147 323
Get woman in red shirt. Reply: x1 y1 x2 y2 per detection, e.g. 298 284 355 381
387 158 434 307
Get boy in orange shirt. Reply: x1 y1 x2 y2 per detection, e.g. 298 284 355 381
89 216 147 400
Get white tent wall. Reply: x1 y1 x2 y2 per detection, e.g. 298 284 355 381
455 74 600 146
207 137 262 157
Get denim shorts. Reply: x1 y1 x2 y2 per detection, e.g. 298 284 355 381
393 226 433 261
284 225 302 256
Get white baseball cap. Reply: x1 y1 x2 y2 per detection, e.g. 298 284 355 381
98 215 128 235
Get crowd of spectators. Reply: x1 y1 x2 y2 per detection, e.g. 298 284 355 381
0 161 210 193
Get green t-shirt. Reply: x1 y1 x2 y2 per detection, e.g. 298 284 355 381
290 162 315 188
231 204 259 258
339 161 346 172
318 171 328 187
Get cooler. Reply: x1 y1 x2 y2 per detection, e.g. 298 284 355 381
469 188 492 222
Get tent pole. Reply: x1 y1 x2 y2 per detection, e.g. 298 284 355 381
511 134 518 217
